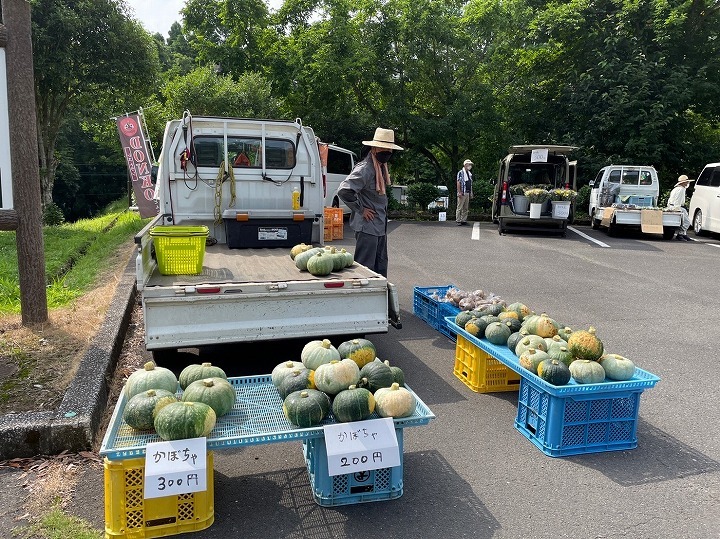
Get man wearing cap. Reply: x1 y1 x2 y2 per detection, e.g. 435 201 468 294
667 174 694 241
337 128 403 277
456 159 474 226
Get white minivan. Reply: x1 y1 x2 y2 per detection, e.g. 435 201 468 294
689 163 720 235
324 144 356 214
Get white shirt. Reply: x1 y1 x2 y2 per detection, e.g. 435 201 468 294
667 185 686 209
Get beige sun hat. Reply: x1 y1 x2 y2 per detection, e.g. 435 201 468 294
675 174 694 186
363 127 404 151
463 159 473 166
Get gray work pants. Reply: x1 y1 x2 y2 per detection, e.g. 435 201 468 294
456 194 470 222
355 232 388 277
678 207 690 234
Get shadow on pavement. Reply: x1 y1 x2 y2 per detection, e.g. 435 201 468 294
568 419 720 486
205 450 500 539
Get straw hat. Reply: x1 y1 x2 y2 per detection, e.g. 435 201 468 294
675 174 694 187
463 159 473 166
362 128 404 151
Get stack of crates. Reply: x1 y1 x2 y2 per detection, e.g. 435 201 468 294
323 207 344 241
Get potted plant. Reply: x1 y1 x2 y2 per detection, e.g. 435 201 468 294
524 188 550 218
549 189 576 219
509 183 529 214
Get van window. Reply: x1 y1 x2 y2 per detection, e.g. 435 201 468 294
193 136 296 169
593 171 603 185
711 168 720 188
608 170 621 183
327 149 353 175
696 166 713 186
621 170 639 185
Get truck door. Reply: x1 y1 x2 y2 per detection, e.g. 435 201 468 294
568 161 577 190
589 169 604 215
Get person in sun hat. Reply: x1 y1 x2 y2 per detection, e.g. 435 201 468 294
337 127 403 277
667 174 694 241
456 159 474 225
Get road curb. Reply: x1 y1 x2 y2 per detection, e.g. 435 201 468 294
0 253 136 459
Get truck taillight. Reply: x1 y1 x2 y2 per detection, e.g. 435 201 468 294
324 282 345 288
197 286 221 294
501 181 508 204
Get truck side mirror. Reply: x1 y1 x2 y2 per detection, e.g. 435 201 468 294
588 180 594 187
490 178 496 185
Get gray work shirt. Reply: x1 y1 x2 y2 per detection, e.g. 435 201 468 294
337 158 388 236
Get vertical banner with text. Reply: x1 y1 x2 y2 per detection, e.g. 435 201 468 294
116 114 158 218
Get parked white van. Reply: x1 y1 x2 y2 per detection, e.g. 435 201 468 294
689 163 720 235
324 144 356 214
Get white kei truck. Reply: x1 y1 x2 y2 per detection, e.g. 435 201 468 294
135 115 400 359
588 165 682 239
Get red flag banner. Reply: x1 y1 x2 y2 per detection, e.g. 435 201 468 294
116 114 158 218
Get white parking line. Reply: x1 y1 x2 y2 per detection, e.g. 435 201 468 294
567 226 610 248
708 243 720 249
471 222 480 240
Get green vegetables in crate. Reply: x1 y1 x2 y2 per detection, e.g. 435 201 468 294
358 360 395 393
154 401 216 441
314 359 360 395
294 247 323 270
271 360 305 387
283 389 331 428
548 346 574 367
464 317 487 337
569 359 606 384
568 327 604 361
384 360 405 386
515 335 547 357
544 335 568 351
485 322 512 345
519 348 550 374
123 389 177 431
307 252 335 276
598 354 636 381
179 362 228 390
332 385 376 422
523 313 558 338
301 339 340 370
124 361 178 399
338 338 377 368
506 302 531 321
501 317 521 333
455 311 474 329
182 377 236 417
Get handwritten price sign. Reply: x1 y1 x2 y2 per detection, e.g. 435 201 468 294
323 417 400 476
144 438 207 499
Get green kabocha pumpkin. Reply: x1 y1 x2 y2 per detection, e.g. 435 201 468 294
307 252 335 276
332 385 376 422
374 383 416 418
544 335 568 351
537 359 571 386
501 317 521 333
339 248 354 267
557 326 574 341
523 313 558 338
506 302 531 321
567 327 604 361
179 362 227 390
598 354 636 381
327 247 347 271
283 389 331 428
271 360 305 387
455 311 475 329
153 401 216 441
485 322 512 345
123 389 177 431
278 368 316 399
314 359 360 395
384 360 405 386
290 243 309 260
294 247 323 270
302 338 340 370
514 335 547 357
498 310 519 321
519 348 550 374
464 317 488 337
485 303 505 316
480 314 501 326
569 359 606 384
506 332 525 353
124 361 178 399
338 338 376 368
182 377 236 417
547 346 574 368
358 360 395 393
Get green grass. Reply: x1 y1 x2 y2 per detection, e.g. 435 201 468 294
0 201 149 314
13 505 102 539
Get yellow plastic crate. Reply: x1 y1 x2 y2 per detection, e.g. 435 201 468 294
149 226 208 276
454 334 521 393
104 452 214 539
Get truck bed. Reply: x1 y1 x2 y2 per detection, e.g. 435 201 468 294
146 246 378 287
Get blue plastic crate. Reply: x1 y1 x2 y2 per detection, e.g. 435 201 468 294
413 285 456 331
303 428 404 506
515 375 644 457
438 302 461 342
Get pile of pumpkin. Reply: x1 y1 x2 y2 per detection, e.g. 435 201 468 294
121 361 233 441
271 337 415 428
291 243 354 276
454 303 638 387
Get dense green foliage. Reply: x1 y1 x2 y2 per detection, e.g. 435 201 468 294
29 0 720 221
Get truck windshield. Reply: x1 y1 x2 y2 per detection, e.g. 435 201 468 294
193 136 296 169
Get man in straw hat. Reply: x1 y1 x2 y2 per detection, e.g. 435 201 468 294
667 174 694 241
456 159 474 225
337 127 403 277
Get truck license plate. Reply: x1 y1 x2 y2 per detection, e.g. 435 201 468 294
258 227 288 241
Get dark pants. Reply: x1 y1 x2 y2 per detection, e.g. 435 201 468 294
355 232 388 277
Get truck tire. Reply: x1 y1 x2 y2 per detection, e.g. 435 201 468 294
607 217 620 237
662 226 675 240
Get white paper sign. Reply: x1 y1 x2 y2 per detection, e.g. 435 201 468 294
144 438 207 499
531 149 549 163
323 417 400 476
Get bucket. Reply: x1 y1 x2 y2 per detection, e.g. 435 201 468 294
529 203 542 219
512 195 529 214
438 212 447 222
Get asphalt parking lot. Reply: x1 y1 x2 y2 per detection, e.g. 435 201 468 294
9 220 720 538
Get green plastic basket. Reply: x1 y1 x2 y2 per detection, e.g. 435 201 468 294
149 226 208 275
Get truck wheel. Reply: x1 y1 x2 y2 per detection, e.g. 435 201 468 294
662 227 675 240
607 218 619 237
591 216 601 230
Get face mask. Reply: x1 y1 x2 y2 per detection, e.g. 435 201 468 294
375 151 392 163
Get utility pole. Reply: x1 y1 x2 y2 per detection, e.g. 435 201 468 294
1 0 48 324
